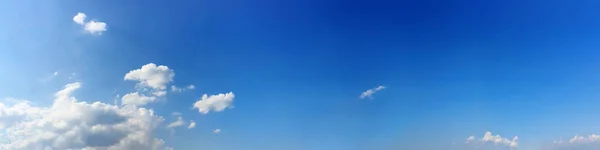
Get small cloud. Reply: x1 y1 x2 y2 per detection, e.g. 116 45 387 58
171 112 182 116
193 92 235 114
125 63 174 90
171 85 195 92
53 72 58 76
72 12 86 25
188 120 196 129
167 116 186 128
360 85 386 99
213 129 221 134
121 92 157 106
72 12 107 34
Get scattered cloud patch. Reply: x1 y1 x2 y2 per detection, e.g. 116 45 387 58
465 132 518 149
122 63 176 106
188 120 196 129
0 82 171 150
153 91 167 97
167 116 185 129
121 92 157 106
547 134 600 150
171 85 195 92
53 72 59 76
171 112 182 116
193 92 235 114
360 85 386 99
213 129 221 134
72 12 107 34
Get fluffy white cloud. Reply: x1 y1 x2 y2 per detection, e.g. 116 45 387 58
167 117 185 129
121 92 157 106
213 129 221 134
73 12 86 25
547 134 600 150
193 92 235 114
465 132 518 149
171 85 195 92
0 82 171 150
360 85 386 99
84 20 107 34
188 121 196 129
72 12 107 34
125 63 174 90
53 72 59 76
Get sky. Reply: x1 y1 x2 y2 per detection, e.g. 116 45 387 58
2 0 600 150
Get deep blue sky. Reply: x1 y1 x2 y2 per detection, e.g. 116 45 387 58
2 0 600 149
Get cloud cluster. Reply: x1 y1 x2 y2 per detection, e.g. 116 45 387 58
360 85 386 99
193 92 235 114
546 134 600 150
73 12 107 34
0 82 171 150
466 132 518 149
122 63 175 106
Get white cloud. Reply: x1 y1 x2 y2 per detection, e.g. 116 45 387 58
465 132 518 149
153 91 167 97
53 72 59 76
73 12 86 25
213 129 221 134
121 92 157 106
188 120 196 129
84 20 107 34
72 12 107 34
0 82 172 150
193 92 235 114
171 112 182 116
547 134 600 150
360 85 386 99
125 63 174 90
167 116 185 129
171 85 195 92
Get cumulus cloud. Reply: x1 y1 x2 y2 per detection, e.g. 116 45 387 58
125 63 174 90
546 134 600 150
73 12 86 25
360 85 386 99
171 85 195 92
53 72 59 76
0 82 172 150
121 92 157 106
193 92 235 114
84 20 107 34
72 12 107 34
122 63 175 106
465 132 518 149
188 121 196 129
213 129 221 134
167 117 185 129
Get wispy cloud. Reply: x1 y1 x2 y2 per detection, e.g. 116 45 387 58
360 85 386 99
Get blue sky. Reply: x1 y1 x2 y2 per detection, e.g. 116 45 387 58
2 0 600 150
